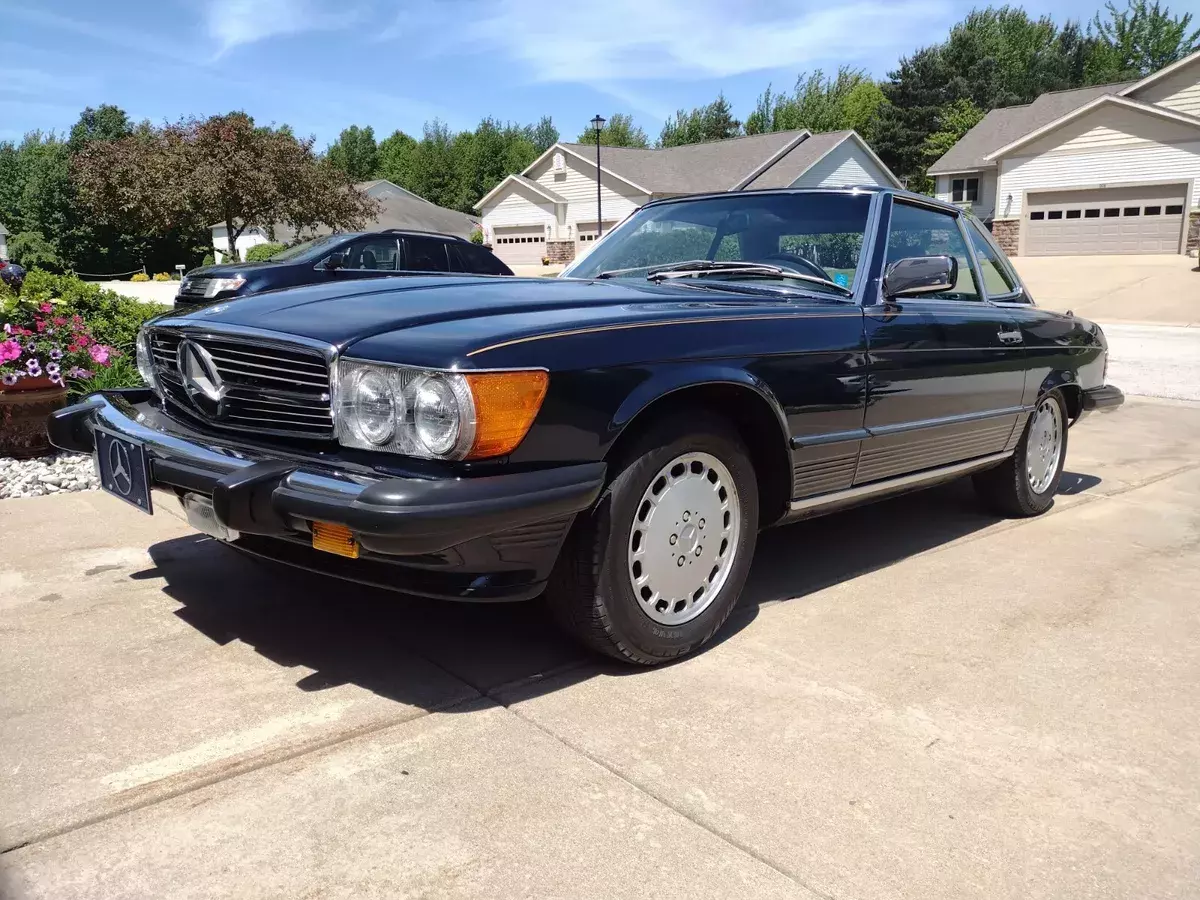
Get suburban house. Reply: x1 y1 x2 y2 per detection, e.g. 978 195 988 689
929 48 1200 256
475 130 901 268
211 179 479 262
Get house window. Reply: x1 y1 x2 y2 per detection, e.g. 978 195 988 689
951 177 979 203
1165 204 1183 215
1104 208 1120 217
1029 211 1045 220
1124 207 1140 216
1084 209 1100 218
1048 210 1063 220
1144 206 1161 216
1066 209 1081 219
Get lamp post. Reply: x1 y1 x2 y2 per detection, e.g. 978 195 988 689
590 114 606 239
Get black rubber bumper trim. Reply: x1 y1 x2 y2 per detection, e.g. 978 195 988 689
1082 384 1125 412
47 392 606 555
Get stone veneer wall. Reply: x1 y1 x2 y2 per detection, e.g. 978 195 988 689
991 219 1019 256
546 240 575 264
1188 211 1199 253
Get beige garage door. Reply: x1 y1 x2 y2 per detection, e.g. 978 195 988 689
1024 184 1187 256
492 226 546 267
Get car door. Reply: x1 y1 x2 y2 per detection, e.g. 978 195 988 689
961 217 1097 410
402 235 452 273
858 198 1027 485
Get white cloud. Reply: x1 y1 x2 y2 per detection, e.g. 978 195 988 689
389 0 954 83
203 0 356 56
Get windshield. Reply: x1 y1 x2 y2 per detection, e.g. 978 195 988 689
562 192 873 293
266 233 347 262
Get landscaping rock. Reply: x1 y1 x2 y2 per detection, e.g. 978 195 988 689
0 452 99 500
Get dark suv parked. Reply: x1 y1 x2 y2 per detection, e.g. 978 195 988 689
175 229 512 310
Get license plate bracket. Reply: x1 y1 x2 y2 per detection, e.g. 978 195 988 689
95 427 153 515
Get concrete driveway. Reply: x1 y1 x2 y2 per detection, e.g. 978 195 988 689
1013 254 1200 326
3 399 1200 899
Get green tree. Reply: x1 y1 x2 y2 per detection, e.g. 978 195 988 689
67 104 132 152
1092 0 1200 76
658 93 741 147
745 68 883 136
526 115 560 154
408 119 459 209
377 130 418 191
8 231 63 271
326 125 379 181
923 98 986 164
576 113 649 148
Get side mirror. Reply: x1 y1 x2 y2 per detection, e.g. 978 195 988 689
883 255 957 298
324 252 346 271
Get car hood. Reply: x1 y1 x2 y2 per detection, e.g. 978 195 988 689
186 261 279 278
168 275 797 349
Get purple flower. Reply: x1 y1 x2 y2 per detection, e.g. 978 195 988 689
1 373 18 386
49 373 63 386
49 348 63 361
25 341 36 354
26 359 41 377
46 362 60 376
67 366 91 378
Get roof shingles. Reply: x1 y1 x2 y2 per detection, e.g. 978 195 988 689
927 81 1136 174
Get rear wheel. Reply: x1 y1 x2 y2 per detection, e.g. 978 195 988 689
973 390 1067 517
546 413 759 665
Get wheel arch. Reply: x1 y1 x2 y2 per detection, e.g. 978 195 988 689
1038 370 1083 422
606 367 793 528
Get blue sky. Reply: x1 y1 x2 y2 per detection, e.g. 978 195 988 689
2 0 1137 148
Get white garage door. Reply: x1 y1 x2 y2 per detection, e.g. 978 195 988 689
576 221 619 258
492 226 546 267
1025 184 1187 256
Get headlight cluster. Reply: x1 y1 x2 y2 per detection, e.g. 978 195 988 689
202 276 246 298
136 327 158 392
335 360 548 461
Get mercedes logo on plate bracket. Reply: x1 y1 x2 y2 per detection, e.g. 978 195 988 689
177 339 227 418
107 440 134 497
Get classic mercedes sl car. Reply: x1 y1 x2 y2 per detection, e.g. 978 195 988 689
49 187 1123 665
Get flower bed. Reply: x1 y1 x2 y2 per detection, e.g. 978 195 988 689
1 305 117 388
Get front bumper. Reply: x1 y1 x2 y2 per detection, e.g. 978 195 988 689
1083 384 1124 413
49 391 605 601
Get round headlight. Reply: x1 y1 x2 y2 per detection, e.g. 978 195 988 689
411 374 463 456
135 328 157 391
348 369 396 445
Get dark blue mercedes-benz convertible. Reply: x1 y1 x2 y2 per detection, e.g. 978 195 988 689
49 187 1123 665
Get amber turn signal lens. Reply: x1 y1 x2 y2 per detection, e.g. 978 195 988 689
311 521 360 558
463 370 549 459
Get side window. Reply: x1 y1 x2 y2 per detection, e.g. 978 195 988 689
340 237 400 271
448 243 509 275
886 202 979 301
965 220 1021 299
404 237 450 272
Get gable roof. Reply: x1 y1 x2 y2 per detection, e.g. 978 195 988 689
742 130 902 189
982 93 1200 160
476 172 567 209
927 81 1134 174
556 131 810 195
1119 47 1200 98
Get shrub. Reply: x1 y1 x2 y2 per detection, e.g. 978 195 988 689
245 242 286 262
9 231 63 273
152 272 172 281
201 252 216 267
69 355 144 399
131 272 150 282
469 229 484 245
17 270 163 356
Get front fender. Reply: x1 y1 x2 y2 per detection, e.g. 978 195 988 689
610 363 790 439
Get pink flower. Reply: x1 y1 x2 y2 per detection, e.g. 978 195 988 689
39 303 53 313
89 344 111 365
0 340 20 363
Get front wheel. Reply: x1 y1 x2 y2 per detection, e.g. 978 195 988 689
546 413 759 665
973 390 1068 517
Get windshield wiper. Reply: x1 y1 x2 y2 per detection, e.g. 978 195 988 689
645 260 853 297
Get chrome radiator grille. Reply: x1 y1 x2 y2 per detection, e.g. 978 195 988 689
148 329 334 439
176 277 212 299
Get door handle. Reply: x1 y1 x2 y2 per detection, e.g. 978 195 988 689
997 329 1024 345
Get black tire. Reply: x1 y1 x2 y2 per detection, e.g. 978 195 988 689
973 389 1068 517
546 412 759 665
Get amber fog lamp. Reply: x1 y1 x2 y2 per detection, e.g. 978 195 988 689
464 370 549 459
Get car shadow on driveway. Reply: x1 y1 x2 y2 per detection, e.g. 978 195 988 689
136 472 1102 709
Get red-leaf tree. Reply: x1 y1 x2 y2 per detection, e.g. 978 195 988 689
73 113 379 261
